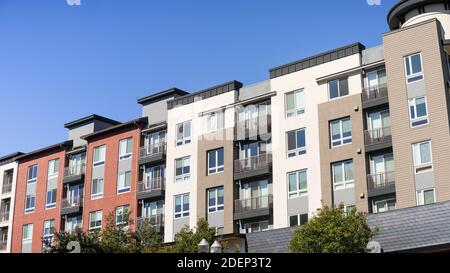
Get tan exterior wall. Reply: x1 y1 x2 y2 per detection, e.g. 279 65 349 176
318 93 368 212
383 19 450 208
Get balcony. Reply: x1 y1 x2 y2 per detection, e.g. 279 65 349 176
1 183 12 195
63 164 86 185
60 196 83 216
137 178 165 200
234 154 272 181
136 214 164 233
234 115 272 141
0 211 9 223
361 83 389 109
0 241 6 251
234 194 273 220
364 127 392 152
139 143 167 165
367 172 396 197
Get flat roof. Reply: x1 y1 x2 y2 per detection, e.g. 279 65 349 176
81 117 148 141
387 0 444 30
64 114 121 129
137 88 189 105
15 141 73 161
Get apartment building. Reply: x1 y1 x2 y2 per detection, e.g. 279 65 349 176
5 0 450 253
0 153 22 253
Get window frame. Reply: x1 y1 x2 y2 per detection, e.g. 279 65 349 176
404 53 424 83
174 193 190 219
287 169 308 199
118 138 133 161
91 178 104 200
206 110 224 133
412 141 433 173
89 210 102 230
22 224 33 244
373 198 396 213
289 214 308 227
47 159 59 179
93 145 106 167
330 117 352 147
43 220 55 240
175 156 191 183
332 160 354 191
27 165 38 184
115 205 130 226
207 187 224 213
176 121 192 146
408 96 429 128
327 78 349 100
117 171 131 194
24 194 35 213
285 89 305 118
207 148 224 175
45 188 57 209
286 128 306 158
416 188 436 206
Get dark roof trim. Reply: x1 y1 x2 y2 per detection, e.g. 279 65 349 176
64 114 121 129
269 43 366 79
81 117 148 141
387 0 447 30
0 152 24 166
15 141 73 161
137 88 189 105
141 122 167 134
167 81 243 110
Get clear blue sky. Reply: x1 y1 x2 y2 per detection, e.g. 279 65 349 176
0 0 397 156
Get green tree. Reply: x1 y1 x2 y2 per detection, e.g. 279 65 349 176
174 218 217 253
99 211 134 253
131 218 163 253
43 227 102 253
289 205 378 253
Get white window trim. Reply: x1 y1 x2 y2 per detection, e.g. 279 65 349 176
330 118 352 148
91 178 104 200
119 138 133 161
89 211 102 230
412 141 433 173
43 220 55 240
408 96 429 128
175 157 191 183
45 189 57 209
327 78 348 101
208 187 224 213
416 188 436 206
22 224 33 244
208 149 224 175
332 160 354 191
286 128 307 158
404 53 424 84
287 170 308 199
115 206 130 226
47 159 59 179
285 89 305 118
93 145 106 167
25 195 35 214
27 165 38 184
174 194 190 219
176 121 192 146
373 198 396 214
117 172 131 194
245 220 270 233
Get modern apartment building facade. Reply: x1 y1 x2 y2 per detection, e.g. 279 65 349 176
4 0 450 252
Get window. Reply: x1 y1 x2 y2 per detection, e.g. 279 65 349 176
285 89 305 117
208 187 224 213
27 165 38 184
330 117 352 147
413 141 433 173
332 160 354 190
342 205 356 215
417 189 435 206
25 195 35 213
245 221 269 233
207 111 224 133
286 128 306 157
289 214 308 227
288 170 307 198
45 189 57 209
89 211 102 230
374 199 396 213
215 227 224 236
115 205 130 225
65 215 82 233
43 220 55 241
404 53 423 83
174 193 189 218
328 78 349 100
208 148 224 175
47 159 59 178
175 157 191 182
91 178 104 199
176 121 191 146
93 145 106 167
22 224 33 246
409 96 428 127
119 138 133 160
117 171 131 194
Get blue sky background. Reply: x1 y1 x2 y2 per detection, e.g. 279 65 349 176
0 0 397 156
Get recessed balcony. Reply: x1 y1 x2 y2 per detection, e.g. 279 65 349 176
137 178 165 200
364 127 392 152
60 196 83 216
234 194 273 220
367 171 396 197
234 154 272 181
1 183 12 195
136 214 164 233
361 83 389 109
139 143 167 165
234 115 272 141
63 164 86 185
0 211 9 223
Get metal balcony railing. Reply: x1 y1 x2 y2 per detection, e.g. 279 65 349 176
0 211 9 222
137 178 165 194
234 194 273 214
364 126 392 146
234 154 272 174
367 171 395 190
61 195 83 209
362 83 388 103
1 183 12 194
63 164 86 178
136 214 164 228
140 142 167 159
235 115 272 139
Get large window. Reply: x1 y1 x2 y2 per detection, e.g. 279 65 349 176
417 188 435 206
413 141 432 173
245 221 269 233
43 220 55 242
119 138 133 160
328 78 349 100
174 193 189 218
176 121 192 146
93 145 106 167
27 165 38 184
25 194 35 213
91 178 104 199
175 156 191 183
289 214 308 227
47 159 59 178
286 128 306 157
89 210 102 230
45 189 57 209
117 171 131 194
22 224 33 247
332 160 354 190
288 170 307 198
404 53 423 83
207 111 224 133
208 187 224 213
374 199 396 213
115 205 130 225
409 96 428 127
285 89 305 118
208 148 224 175
65 215 82 233
330 117 352 147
